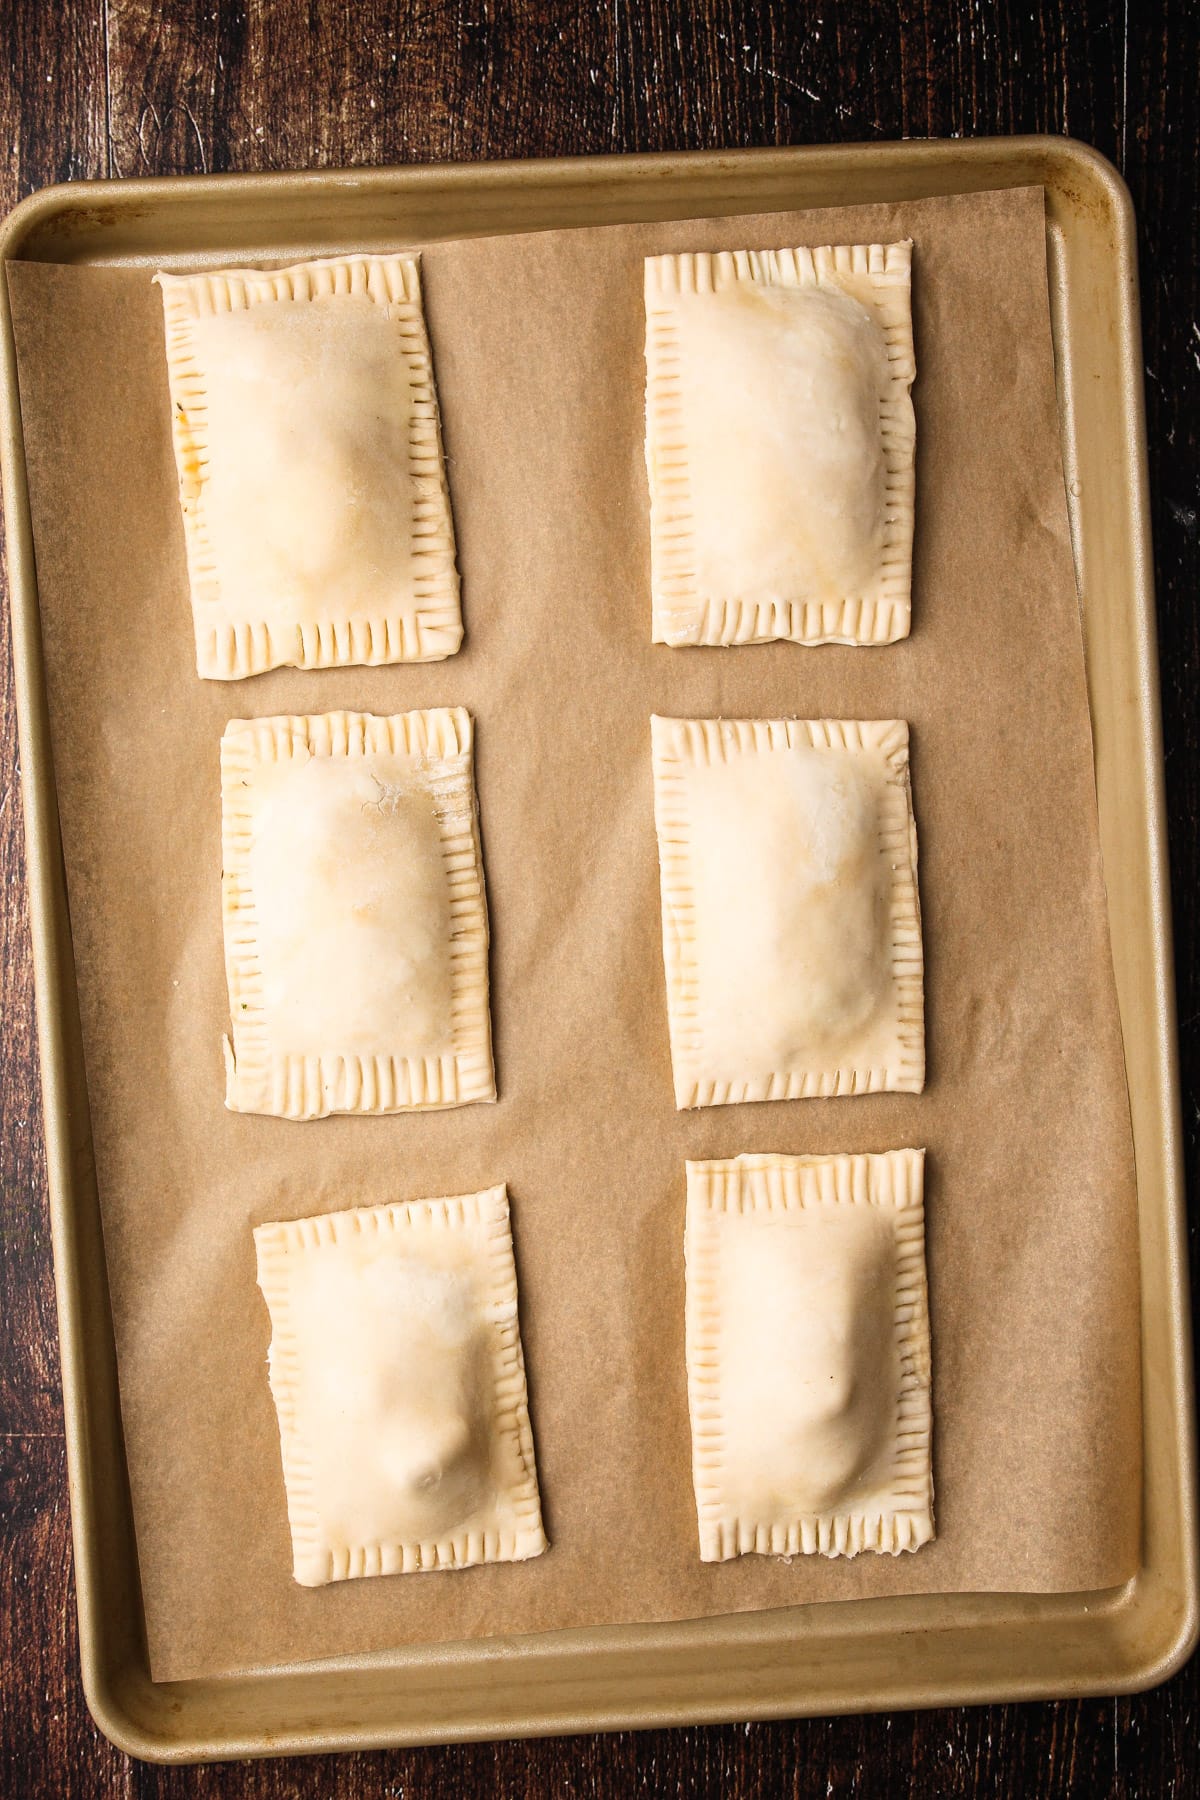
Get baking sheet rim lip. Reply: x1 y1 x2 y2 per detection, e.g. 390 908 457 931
0 136 1192 1751
0 132 1134 262
77 1583 1200 1768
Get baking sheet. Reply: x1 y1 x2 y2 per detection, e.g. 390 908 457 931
7 184 1142 1684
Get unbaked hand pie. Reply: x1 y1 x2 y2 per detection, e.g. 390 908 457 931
650 716 924 1108
685 1150 934 1560
644 242 915 647
254 1185 547 1585
157 253 461 679
221 707 494 1120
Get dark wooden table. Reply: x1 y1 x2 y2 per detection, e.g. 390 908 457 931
2 2 1196 1794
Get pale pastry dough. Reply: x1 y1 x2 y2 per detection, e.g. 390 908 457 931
650 716 924 1108
685 1150 933 1560
221 708 494 1119
254 1185 547 1585
644 243 915 647
156 254 461 679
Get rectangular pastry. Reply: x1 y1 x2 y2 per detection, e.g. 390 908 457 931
157 253 461 678
254 1185 547 1585
221 707 494 1119
644 243 915 647
650 716 924 1108
685 1150 934 1560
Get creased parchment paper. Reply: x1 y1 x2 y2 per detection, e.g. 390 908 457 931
8 185 1142 1683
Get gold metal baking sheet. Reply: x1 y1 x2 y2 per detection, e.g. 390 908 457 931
0 138 1193 1761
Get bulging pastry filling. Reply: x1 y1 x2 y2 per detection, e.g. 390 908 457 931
675 281 888 606
291 1246 492 1545
689 745 891 1081
193 297 417 622
717 1203 899 1516
248 750 456 1059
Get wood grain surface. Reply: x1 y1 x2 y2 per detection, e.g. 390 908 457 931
1 1 1196 1793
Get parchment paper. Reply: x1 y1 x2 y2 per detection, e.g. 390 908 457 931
8 185 1142 1684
